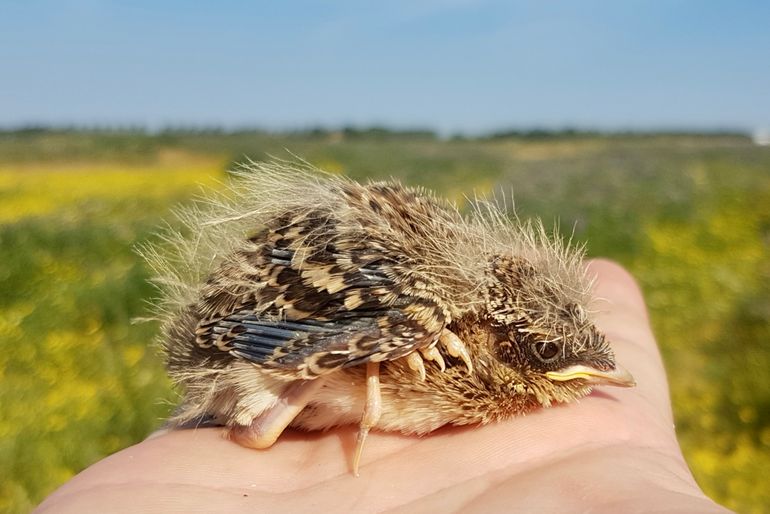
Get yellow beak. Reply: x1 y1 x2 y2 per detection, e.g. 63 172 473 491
546 364 636 387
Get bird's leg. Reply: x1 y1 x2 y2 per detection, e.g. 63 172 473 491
227 378 324 449
439 328 474 374
353 361 381 476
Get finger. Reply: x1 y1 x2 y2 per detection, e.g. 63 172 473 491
587 258 649 323
585 259 678 439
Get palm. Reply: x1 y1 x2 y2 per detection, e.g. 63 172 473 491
37 261 729 513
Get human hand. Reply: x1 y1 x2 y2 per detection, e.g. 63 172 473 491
36 260 730 513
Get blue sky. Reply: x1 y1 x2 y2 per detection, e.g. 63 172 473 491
1 0 768 134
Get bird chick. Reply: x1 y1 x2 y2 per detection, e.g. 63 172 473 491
145 160 635 474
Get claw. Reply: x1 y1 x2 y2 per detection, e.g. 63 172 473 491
406 351 426 381
440 329 474 374
420 346 446 372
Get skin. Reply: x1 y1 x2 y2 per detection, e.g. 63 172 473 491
35 260 731 513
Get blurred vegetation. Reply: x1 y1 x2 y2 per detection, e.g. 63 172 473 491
0 128 768 513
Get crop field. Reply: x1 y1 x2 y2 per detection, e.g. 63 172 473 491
1 130 768 513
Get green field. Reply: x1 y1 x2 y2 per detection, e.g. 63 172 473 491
1 129 768 513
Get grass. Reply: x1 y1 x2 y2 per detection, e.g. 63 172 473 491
0 130 768 513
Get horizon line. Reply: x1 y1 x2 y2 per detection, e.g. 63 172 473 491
0 123 756 139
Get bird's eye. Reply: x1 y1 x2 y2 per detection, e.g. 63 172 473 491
532 341 560 362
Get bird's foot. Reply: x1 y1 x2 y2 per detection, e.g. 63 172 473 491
406 351 427 381
439 328 474 374
405 329 473 380
353 361 382 476
227 378 324 449
420 345 446 372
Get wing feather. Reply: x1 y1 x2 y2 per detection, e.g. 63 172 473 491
192 201 449 379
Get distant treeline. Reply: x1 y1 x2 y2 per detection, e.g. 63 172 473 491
0 125 751 141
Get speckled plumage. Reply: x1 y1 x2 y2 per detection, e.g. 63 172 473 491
144 160 633 471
